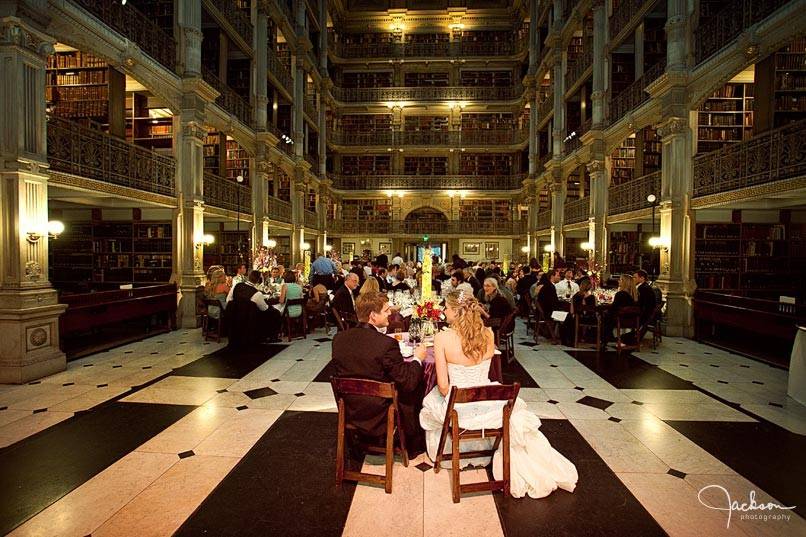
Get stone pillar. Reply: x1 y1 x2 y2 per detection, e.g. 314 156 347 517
528 0 539 75
591 0 607 127
293 62 304 159
551 49 565 157
528 100 538 175
666 0 690 70
656 117 696 337
177 0 202 76
549 178 566 258
0 16 68 383
255 5 269 131
291 173 306 263
318 92 327 177
252 141 271 249
587 160 608 271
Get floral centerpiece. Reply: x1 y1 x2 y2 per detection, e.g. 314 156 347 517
594 288 616 305
585 261 605 289
411 300 444 340
252 246 277 273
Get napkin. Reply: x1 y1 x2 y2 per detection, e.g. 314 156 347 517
551 311 569 322
400 307 413 318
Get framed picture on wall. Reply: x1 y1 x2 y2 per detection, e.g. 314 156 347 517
379 242 392 254
463 242 480 255
342 242 355 257
485 242 500 259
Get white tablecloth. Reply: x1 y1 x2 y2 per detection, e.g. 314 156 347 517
788 326 806 406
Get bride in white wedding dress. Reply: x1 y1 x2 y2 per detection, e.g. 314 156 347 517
419 290 578 499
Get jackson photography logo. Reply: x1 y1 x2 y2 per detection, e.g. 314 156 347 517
698 485 797 529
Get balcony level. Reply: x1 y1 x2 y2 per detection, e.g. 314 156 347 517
329 219 526 236
331 85 525 104
328 129 529 149
330 174 527 191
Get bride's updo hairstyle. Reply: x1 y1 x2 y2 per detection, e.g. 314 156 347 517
445 290 487 362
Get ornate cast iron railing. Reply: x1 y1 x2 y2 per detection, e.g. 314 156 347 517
328 129 529 147
609 0 651 42
537 210 552 230
329 219 525 236
46 116 175 196
564 196 589 224
203 171 252 213
278 0 295 27
608 171 661 215
330 174 527 191
208 0 253 45
202 67 254 127
693 119 806 197
565 117 592 154
73 0 176 71
267 46 293 94
331 85 525 103
268 196 292 222
538 89 554 122
304 210 319 229
278 140 295 158
331 38 527 60
565 46 593 91
304 152 319 170
609 59 666 123
695 0 790 64
304 97 317 120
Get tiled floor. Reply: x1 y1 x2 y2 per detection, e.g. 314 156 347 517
1 324 804 536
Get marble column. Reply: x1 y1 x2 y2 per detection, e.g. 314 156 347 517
656 117 696 337
252 142 271 250
591 0 607 127
586 160 608 272
293 62 304 159
255 5 269 132
177 0 202 76
291 173 306 263
549 179 566 258
0 16 68 383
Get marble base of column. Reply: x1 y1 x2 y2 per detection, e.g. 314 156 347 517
177 284 203 329
660 287 694 338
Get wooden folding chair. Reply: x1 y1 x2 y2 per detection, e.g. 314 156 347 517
433 383 520 503
642 302 665 349
330 377 409 494
615 306 642 354
496 310 519 364
201 298 225 342
282 297 308 341
574 304 601 349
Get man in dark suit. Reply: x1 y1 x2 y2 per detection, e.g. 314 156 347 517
332 272 360 316
634 269 658 325
332 291 427 455
536 269 562 342
374 267 389 291
515 260 540 314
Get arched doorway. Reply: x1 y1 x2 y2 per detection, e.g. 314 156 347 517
402 207 448 262
404 207 448 222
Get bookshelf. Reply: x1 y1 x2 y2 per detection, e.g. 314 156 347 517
340 33 394 46
405 33 450 45
403 72 449 87
773 37 806 128
404 116 449 131
460 153 513 175
125 92 173 152
203 131 224 175
697 82 754 154
135 0 174 37
460 70 513 87
403 156 448 175
203 228 251 275
339 114 393 133
49 220 173 286
611 52 634 97
458 200 511 222
610 127 661 184
341 155 391 175
227 58 251 100
201 28 221 74
643 17 666 70
461 113 514 130
226 139 250 184
341 71 393 88
608 230 652 275
695 221 805 296
276 168 291 202
341 199 393 221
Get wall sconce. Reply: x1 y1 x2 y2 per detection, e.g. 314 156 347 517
265 238 277 249
27 220 65 243
449 22 465 32
195 233 215 250
446 190 456 198
543 244 554 253
324 244 332 252
648 236 670 251
580 241 593 251
301 241 311 251
520 245 530 253
459 190 467 199
397 191 404 198
384 189 394 198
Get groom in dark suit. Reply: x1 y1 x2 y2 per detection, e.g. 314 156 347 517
332 291 427 456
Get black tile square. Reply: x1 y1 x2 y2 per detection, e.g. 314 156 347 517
244 387 278 399
415 462 432 472
314 338 331 343
171 344 286 379
142 366 152 370
632 401 644 406
150 352 159 355
112 365 122 369
296 359 304 362
710 364 720 368
550 364 558 368
574 386 584 391
62 382 74 387
769 402 784 408
294 392 306 397
82 364 93 368
271 378 281 382
667 468 687 479
216 389 228 394
0 406 7 411
97 384 108 388
717 380 728 384
739 364 750 368
32 408 47 414
704 352 712 355
547 399 559 405
236 405 249 411
124 351 133 354
519 341 537 347
176 353 184 356
28 381 41 385
679 364 689 367
178 450 195 459
608 417 622 423
752 381 764 385
677 352 686 355
576 396 613 411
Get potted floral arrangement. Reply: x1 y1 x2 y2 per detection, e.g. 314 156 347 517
411 300 444 339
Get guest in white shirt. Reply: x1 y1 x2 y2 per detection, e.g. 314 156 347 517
450 270 474 296
391 253 404 266
556 269 580 301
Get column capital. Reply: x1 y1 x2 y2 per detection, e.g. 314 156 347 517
0 19 54 58
656 117 689 139
586 160 605 175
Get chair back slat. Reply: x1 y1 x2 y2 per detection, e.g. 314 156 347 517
331 377 396 399
451 382 520 405
617 305 642 320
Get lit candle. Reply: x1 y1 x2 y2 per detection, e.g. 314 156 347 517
421 247 432 303
303 250 311 282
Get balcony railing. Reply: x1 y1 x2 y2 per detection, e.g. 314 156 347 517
564 196 589 224
304 152 319 170
203 172 252 213
278 0 295 27
330 219 525 236
328 129 529 147
330 174 527 191
565 47 592 91
202 67 254 127
695 0 790 64
608 171 661 215
537 210 552 230
332 85 524 103
693 119 806 198
538 91 554 122
564 117 592 154
73 0 176 71
304 97 318 120
609 59 666 123
304 210 319 229
46 116 175 197
330 38 527 60
268 196 292 223
609 0 650 42
208 0 253 45
278 140 295 158
267 46 293 95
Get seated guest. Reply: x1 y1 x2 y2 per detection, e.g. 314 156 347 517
450 270 474 296
435 265 450 282
390 271 411 292
311 252 337 290
571 277 596 315
306 281 329 318
332 272 360 317
491 274 517 310
634 269 658 325
536 269 562 342
359 276 380 296
603 274 639 344
279 270 304 319
555 268 580 301
465 268 482 295
332 291 427 455
516 261 540 313
267 266 284 285
204 267 229 320
477 277 514 324
563 277 596 346
227 270 281 346
374 267 389 291
232 263 248 285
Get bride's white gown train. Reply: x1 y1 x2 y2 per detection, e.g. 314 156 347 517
419 360 578 499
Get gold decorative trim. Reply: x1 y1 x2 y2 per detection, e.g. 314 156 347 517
607 207 652 224
48 171 177 207
692 177 806 208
